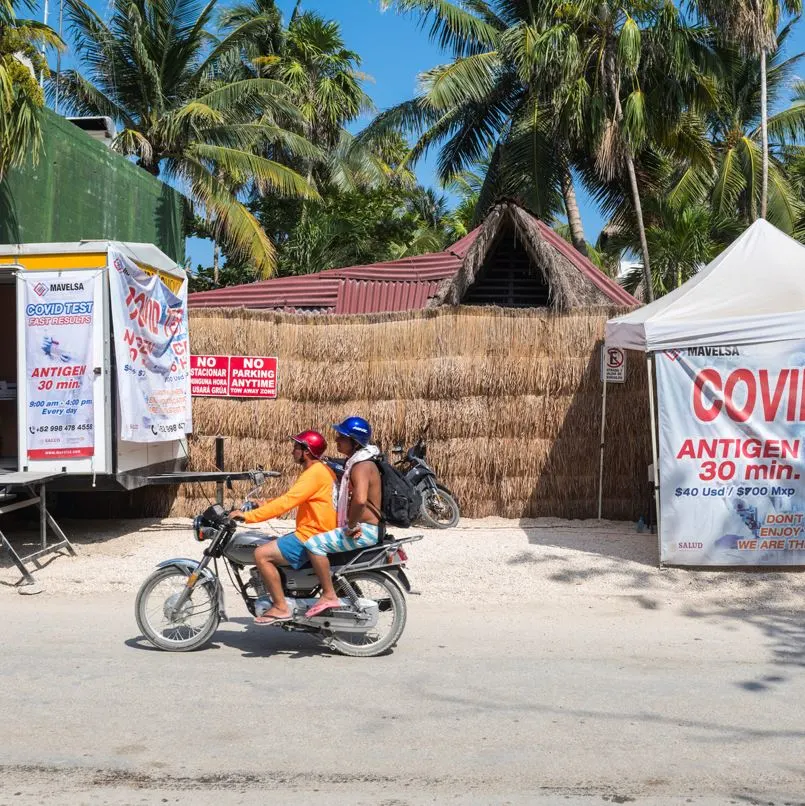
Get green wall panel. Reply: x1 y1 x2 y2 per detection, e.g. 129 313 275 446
0 109 186 263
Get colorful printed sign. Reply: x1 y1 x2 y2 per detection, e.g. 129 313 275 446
23 271 97 460
656 341 805 565
191 355 278 398
108 251 192 442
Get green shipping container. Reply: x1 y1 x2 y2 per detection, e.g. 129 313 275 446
0 109 186 263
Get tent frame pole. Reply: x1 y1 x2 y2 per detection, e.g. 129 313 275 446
597 369 607 520
646 353 662 565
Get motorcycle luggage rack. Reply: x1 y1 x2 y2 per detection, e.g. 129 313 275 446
339 534 424 571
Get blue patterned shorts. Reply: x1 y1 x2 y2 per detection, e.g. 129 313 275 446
304 523 380 556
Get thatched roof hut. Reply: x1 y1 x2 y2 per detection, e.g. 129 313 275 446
430 202 636 311
188 201 638 313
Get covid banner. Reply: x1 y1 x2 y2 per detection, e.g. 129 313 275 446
23 271 97 460
108 251 192 442
656 341 805 565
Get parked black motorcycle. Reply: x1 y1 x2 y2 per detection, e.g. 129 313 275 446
393 438 460 528
135 472 421 656
326 438 460 529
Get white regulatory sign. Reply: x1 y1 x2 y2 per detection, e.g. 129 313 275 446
601 346 626 383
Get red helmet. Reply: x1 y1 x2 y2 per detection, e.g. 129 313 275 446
289 430 327 459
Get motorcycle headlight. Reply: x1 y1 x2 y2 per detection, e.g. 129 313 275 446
193 516 216 542
193 515 204 541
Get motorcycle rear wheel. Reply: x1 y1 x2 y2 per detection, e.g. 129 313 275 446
419 486 460 529
135 567 220 652
327 571 407 657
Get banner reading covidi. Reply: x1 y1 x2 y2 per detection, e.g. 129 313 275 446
108 251 192 442
656 341 805 565
23 271 97 460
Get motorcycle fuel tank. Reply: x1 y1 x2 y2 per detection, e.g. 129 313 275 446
224 529 273 566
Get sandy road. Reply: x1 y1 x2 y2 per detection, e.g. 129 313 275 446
2 517 805 804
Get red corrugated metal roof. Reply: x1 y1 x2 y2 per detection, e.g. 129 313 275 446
187 209 638 313
336 278 444 314
189 276 341 312
188 250 459 312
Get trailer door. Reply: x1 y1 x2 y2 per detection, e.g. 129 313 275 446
17 269 110 474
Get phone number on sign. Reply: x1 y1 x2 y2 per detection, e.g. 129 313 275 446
33 424 93 433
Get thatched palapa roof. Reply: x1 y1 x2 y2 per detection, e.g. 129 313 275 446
430 202 637 311
188 201 638 313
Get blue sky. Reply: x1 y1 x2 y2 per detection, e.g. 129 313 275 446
41 0 805 267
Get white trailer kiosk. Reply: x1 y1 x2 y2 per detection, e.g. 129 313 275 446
0 241 194 582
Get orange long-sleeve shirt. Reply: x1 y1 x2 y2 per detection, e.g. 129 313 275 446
243 461 337 540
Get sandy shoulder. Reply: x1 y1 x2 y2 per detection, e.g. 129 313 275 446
2 515 803 607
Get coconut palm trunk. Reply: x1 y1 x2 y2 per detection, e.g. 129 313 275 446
561 167 588 257
760 47 769 219
624 155 654 302
608 64 654 303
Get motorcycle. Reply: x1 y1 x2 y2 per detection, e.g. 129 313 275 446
325 437 460 529
392 438 460 529
135 471 422 656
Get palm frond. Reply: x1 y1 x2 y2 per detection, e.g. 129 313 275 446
419 51 502 111
190 144 320 199
180 156 277 278
384 0 500 58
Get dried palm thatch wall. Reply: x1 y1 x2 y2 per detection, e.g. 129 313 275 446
152 306 651 521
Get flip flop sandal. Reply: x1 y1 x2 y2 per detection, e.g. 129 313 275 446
254 614 292 625
304 600 338 619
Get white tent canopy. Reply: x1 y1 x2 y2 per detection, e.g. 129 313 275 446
605 219 805 352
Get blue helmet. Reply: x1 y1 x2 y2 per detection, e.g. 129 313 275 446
333 416 372 447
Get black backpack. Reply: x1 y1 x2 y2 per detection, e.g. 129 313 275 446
371 456 422 528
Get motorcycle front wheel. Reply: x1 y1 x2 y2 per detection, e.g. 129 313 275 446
419 485 460 529
135 567 220 652
327 571 407 657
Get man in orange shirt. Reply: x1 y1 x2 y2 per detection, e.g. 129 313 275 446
230 430 336 625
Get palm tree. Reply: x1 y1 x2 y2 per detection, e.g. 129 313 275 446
54 0 320 277
694 0 802 220
373 1 712 302
0 0 62 179
277 10 373 152
667 27 805 235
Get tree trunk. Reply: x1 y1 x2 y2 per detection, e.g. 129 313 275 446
561 168 588 257
213 242 220 286
624 154 654 303
760 47 768 220
607 53 654 303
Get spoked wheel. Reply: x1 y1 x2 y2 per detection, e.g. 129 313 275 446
326 571 407 657
135 567 220 652
419 486 460 529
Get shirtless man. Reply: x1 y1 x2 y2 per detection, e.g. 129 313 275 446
303 416 382 619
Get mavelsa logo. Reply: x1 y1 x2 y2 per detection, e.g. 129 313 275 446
49 282 85 292
33 281 85 296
